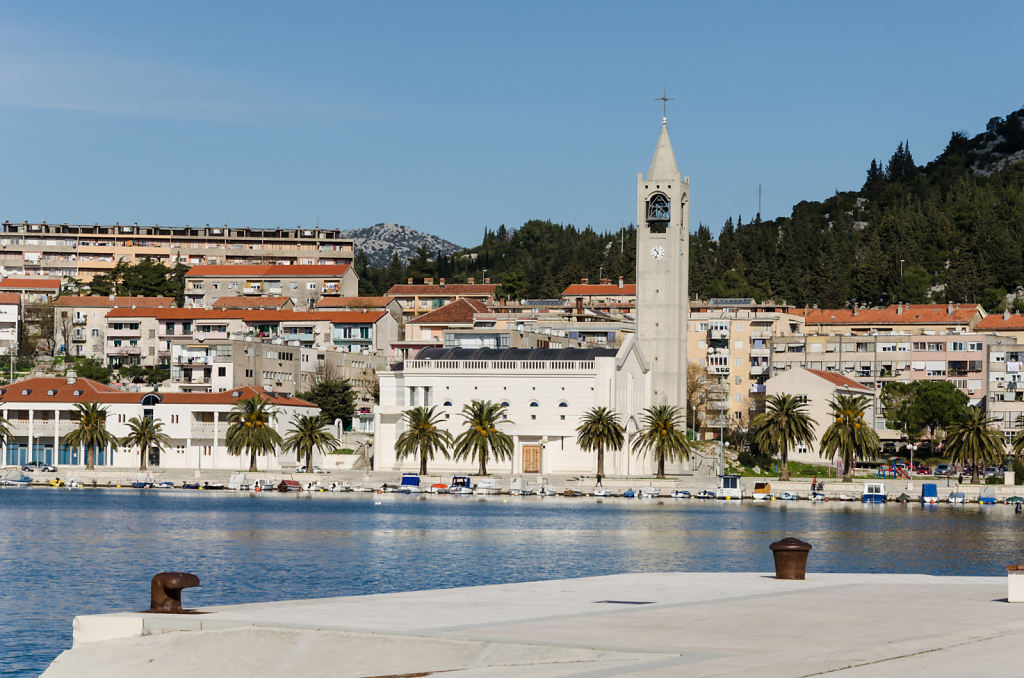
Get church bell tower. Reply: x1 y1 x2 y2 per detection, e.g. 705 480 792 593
636 112 689 409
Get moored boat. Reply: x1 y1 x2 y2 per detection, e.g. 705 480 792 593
948 491 966 504
694 489 715 499
474 478 502 495
621 488 636 498
979 488 997 505
715 475 743 500
670 489 691 499
779 492 798 501
276 480 301 492
450 476 473 495
399 473 424 494
640 486 660 498
921 483 939 505
751 481 772 501
861 482 886 503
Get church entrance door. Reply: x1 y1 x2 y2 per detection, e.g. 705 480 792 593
522 445 542 474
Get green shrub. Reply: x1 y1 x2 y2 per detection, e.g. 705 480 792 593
1013 457 1024 485
986 476 1004 485
330 448 355 455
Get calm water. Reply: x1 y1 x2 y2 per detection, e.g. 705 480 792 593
3 489 1024 677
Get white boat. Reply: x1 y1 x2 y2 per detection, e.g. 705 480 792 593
751 481 773 501
510 487 534 496
227 473 251 491
862 482 886 503
715 475 743 500
352 485 376 493
809 492 827 502
474 478 502 495
948 491 966 504
779 492 799 501
640 486 660 498
329 481 352 492
593 488 613 498
669 489 691 499
399 473 424 494
66 478 83 489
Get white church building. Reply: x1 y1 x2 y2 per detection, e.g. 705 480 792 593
374 111 693 477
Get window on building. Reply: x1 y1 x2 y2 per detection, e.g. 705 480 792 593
307 282 316 290
218 367 226 377
529 401 539 407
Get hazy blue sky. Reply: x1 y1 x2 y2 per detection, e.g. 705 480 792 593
1 1 1021 246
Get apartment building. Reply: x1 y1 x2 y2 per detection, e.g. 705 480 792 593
0 221 354 282
385 278 498 322
560 278 637 315
55 296 176 359
210 296 294 310
0 376 317 470
986 335 1024 448
795 302 985 335
103 307 398 368
184 264 357 309
687 299 805 431
0 294 19 354
0 278 60 305
167 337 386 408
976 311 1024 343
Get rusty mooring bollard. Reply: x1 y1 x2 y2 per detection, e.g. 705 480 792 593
769 537 812 580
149 572 200 613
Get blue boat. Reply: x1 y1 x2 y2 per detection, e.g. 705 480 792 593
979 488 997 505
622 488 636 498
862 482 886 503
399 473 423 494
921 483 938 504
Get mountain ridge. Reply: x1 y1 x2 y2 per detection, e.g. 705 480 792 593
340 223 463 267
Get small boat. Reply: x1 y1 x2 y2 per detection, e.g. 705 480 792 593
979 488 997 505
0 470 30 486
276 479 301 492
1005 496 1024 505
450 476 474 495
751 481 773 501
622 488 636 498
563 489 582 497
430 482 449 494
715 475 743 501
131 473 154 489
154 481 174 490
948 491 966 504
809 492 828 502
228 473 251 491
640 486 660 498
203 481 227 491
399 473 424 494
861 482 886 503
536 485 556 496
352 485 376 493
66 479 83 489
921 483 939 505
509 486 533 496
593 488 612 498
838 493 855 501
253 479 276 492
670 489 691 499
329 481 352 492
694 489 715 500
474 478 502 495
779 492 799 501
182 482 201 490
48 478 65 487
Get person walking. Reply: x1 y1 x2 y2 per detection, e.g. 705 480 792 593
596 472 603 487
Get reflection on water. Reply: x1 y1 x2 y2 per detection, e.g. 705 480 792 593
3 489 1024 676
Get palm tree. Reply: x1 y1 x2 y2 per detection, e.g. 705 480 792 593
0 412 12 461
226 396 282 472
751 394 817 481
576 406 624 477
121 416 172 471
819 394 879 482
453 400 513 475
945 408 1004 484
1013 415 1024 458
61 402 119 470
395 406 453 475
283 414 340 473
631 405 692 478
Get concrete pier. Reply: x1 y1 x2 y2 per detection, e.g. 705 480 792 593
44 572 1024 677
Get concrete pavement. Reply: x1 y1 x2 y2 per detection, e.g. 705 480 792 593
44 572 1024 677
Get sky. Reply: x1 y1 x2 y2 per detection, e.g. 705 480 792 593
1 1 1022 247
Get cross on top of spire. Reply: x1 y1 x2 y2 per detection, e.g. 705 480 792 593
654 90 675 125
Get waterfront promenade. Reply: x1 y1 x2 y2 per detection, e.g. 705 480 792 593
45 571 1022 677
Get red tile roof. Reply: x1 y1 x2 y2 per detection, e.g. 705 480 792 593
386 283 497 296
211 296 293 309
0 377 315 407
409 298 488 325
54 296 175 308
976 314 1024 331
315 296 394 309
0 278 60 290
105 307 385 323
0 293 21 305
796 304 981 325
186 264 351 277
805 369 872 391
561 283 637 296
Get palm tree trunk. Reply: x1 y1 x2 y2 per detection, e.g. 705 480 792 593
597 444 605 477
657 452 665 478
249 449 258 473
779 442 790 481
843 457 852 482
972 453 979 484
86 444 95 471
419 449 428 476
140 446 147 471
306 448 313 475
479 453 487 476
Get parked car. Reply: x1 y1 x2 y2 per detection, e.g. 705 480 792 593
934 463 951 476
296 465 327 474
914 464 932 475
21 461 57 472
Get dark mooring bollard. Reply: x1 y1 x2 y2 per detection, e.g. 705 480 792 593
149 572 201 613
769 537 812 580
